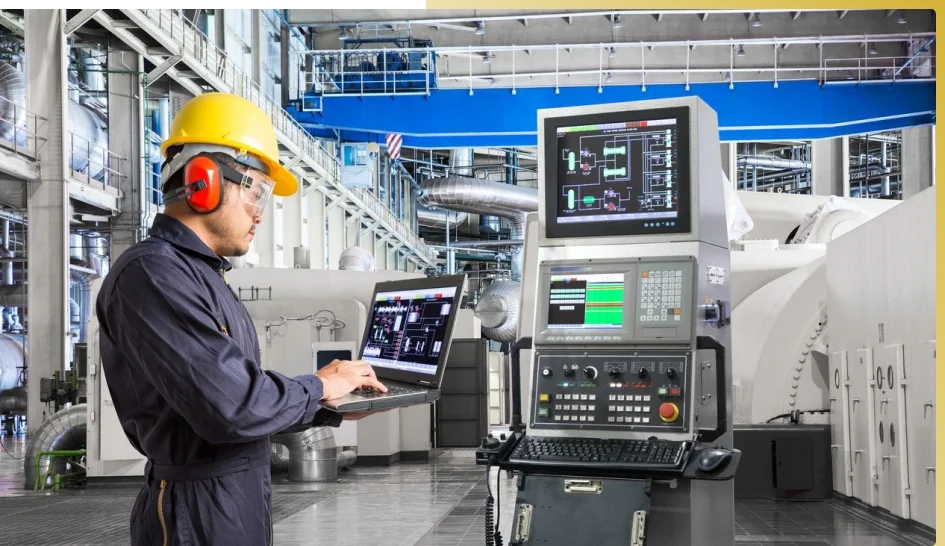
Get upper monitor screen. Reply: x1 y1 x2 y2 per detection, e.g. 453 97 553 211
543 107 691 239
547 273 624 330
361 286 457 375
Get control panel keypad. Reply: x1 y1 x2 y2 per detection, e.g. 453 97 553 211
640 269 683 323
532 353 689 433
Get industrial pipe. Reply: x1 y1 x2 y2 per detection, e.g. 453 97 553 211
0 386 25 412
737 157 811 170
0 60 28 147
416 204 469 230
418 177 538 281
475 280 522 342
0 333 24 391
24 404 87 489
270 427 357 482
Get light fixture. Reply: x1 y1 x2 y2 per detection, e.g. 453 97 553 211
475 21 485 35
751 15 762 28
339 28 349 41
482 53 492 64
868 44 878 56
737 45 745 57
605 72 613 83
612 14 623 29
609 47 616 59
897 12 907 24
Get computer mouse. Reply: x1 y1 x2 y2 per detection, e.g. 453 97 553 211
697 448 732 472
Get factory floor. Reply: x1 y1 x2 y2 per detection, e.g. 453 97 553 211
0 435 932 546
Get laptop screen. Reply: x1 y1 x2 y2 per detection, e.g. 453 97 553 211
361 284 459 376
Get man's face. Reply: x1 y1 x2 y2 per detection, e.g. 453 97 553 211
205 167 273 257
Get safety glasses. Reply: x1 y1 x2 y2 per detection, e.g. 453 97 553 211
218 162 274 216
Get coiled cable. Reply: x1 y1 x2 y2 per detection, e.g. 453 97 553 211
485 464 504 546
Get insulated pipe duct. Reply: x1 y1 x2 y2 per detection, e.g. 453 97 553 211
0 60 28 147
418 177 538 281
416 204 469 230
339 247 376 271
475 280 521 342
24 404 87 489
0 284 26 308
737 157 811 170
0 386 26 412
270 427 357 482
68 103 109 181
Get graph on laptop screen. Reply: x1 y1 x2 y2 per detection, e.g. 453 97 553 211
361 286 457 375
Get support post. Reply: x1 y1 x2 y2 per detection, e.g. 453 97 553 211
107 49 146 260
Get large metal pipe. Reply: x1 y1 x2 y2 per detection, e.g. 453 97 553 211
737 157 811 170
418 177 538 281
0 60 28 147
270 427 356 482
0 333 24 391
24 404 87 489
476 280 522 342
0 386 26 412
0 284 26 308
416 204 469 230
68 103 109 181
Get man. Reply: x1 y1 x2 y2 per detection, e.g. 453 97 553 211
96 92 387 545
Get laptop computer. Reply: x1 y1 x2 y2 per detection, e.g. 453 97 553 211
323 274 467 413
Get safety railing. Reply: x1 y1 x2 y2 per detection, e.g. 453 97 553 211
0 95 45 160
131 9 435 263
353 188 437 261
302 31 935 94
68 131 126 191
823 54 936 84
301 49 436 100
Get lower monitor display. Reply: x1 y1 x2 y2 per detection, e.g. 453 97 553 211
361 286 457 375
547 273 624 329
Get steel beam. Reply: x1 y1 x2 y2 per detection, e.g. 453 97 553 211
64 9 101 35
146 55 183 86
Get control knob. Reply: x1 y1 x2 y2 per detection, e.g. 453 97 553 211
541 367 553 377
638 368 649 380
584 366 598 380
666 368 677 380
564 367 576 378
608 368 621 379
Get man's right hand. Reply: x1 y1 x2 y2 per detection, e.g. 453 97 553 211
315 360 388 401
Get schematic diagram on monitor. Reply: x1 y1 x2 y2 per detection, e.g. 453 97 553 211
556 118 681 226
362 292 454 368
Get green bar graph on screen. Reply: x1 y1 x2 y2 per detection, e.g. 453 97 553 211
584 283 624 326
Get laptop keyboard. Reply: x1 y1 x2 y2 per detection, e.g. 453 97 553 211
351 382 418 398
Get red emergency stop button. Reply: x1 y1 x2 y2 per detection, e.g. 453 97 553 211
659 403 679 422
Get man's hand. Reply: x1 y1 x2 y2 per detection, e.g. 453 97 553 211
315 359 387 401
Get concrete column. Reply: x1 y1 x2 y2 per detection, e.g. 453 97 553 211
107 50 146 260
306 190 326 269
841 137 851 197
374 237 388 270
280 24 290 106
283 190 301 265
25 10 70 431
901 126 934 199
327 204 345 269
811 138 844 196
250 9 262 86
254 198 275 267
213 10 226 51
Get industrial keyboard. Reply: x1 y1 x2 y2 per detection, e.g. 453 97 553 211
351 383 421 398
508 436 691 470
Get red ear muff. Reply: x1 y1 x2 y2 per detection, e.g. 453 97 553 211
183 155 225 214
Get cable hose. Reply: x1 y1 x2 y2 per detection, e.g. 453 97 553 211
484 466 504 546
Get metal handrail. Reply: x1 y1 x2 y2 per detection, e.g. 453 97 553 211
68 131 126 190
133 9 432 261
0 95 46 159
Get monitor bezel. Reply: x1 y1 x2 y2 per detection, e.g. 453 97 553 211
358 274 468 387
543 106 693 240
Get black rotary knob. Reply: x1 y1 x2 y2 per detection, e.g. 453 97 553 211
609 368 621 379
666 368 677 380
564 367 576 378
584 366 598 380
638 368 649 379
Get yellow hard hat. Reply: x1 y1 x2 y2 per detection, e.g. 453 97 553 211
161 92 298 197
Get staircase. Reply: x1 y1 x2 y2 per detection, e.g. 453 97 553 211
91 9 435 267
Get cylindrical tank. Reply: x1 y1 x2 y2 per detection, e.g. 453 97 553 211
293 246 311 269
338 247 376 271
0 333 25 391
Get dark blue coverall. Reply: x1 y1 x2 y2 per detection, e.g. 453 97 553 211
96 213 342 545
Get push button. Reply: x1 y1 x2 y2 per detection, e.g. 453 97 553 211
659 403 680 422
670 387 681 397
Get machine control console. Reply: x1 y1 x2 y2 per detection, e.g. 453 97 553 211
531 351 690 433
508 436 692 470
